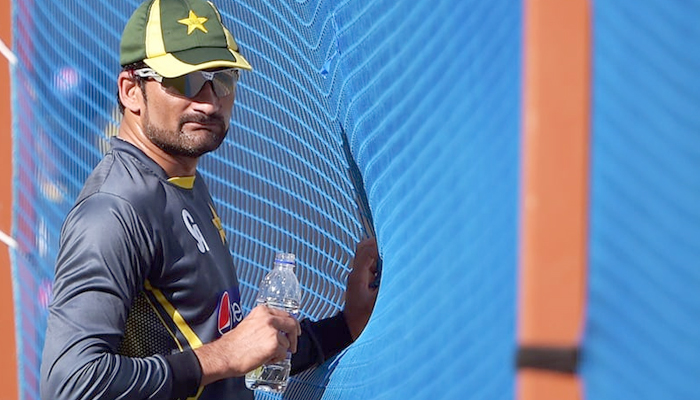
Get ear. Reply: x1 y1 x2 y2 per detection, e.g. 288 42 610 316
118 70 145 114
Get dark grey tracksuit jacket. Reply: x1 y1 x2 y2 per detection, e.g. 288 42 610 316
40 138 351 400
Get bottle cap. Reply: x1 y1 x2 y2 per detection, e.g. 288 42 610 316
274 252 295 265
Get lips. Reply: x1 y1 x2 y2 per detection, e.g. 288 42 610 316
186 121 218 128
181 116 225 131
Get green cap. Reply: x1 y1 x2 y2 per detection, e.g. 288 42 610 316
120 0 252 78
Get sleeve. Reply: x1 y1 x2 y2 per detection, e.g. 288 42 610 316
40 193 201 400
290 312 354 375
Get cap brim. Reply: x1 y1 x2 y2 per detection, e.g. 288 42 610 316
144 47 252 78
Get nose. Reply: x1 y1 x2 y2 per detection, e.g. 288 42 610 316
190 81 221 113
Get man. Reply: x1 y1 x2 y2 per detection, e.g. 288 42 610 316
39 0 379 399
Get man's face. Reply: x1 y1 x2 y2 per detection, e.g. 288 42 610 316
140 72 236 158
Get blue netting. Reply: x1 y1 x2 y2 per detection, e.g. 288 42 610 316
11 0 520 399
582 1 700 399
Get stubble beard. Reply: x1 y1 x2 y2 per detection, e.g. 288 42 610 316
143 108 229 159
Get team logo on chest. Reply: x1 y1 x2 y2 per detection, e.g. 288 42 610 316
209 204 227 244
182 209 210 253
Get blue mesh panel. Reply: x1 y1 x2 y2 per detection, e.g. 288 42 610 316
583 1 700 399
320 1 520 398
11 0 520 399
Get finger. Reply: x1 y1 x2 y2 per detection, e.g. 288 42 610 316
287 328 298 353
267 342 289 365
269 313 301 337
352 237 372 257
359 236 377 247
265 307 300 328
265 306 301 328
351 254 377 275
351 257 377 283
366 256 378 274
249 303 267 316
357 241 378 266
364 237 378 251
265 305 294 316
272 322 298 354
356 238 377 258
277 330 291 350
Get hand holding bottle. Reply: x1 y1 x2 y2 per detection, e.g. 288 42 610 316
245 253 302 393
194 303 300 386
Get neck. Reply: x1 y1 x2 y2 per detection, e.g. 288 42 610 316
118 112 198 177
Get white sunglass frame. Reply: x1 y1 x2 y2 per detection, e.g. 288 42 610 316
132 67 240 97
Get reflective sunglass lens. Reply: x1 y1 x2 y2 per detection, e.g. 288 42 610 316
162 70 238 98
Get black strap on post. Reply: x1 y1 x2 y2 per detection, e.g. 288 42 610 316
516 345 580 374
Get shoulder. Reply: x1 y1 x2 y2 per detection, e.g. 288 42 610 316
63 149 165 248
61 192 153 248
74 148 169 220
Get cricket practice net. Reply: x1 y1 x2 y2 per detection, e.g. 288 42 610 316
14 1 700 400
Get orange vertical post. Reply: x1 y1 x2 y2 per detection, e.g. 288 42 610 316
0 0 18 397
518 0 590 400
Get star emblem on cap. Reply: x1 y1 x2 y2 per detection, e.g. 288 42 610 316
178 10 208 35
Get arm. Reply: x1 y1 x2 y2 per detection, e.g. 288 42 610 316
180 238 379 385
291 237 379 374
40 194 189 400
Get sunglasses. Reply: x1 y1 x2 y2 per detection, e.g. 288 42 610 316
133 67 240 98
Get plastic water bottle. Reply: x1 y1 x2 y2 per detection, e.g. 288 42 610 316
244 252 301 393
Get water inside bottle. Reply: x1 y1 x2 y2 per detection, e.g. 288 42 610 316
244 358 291 392
244 299 300 393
